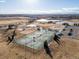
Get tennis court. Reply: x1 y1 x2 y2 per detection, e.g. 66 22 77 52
15 29 54 50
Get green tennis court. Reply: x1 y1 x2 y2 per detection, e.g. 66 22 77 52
15 29 54 50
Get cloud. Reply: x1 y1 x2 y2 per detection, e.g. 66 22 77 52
62 8 79 14
0 0 6 3
0 9 64 14
62 8 79 11
0 7 79 14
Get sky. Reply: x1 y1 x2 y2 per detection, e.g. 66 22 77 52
0 0 79 14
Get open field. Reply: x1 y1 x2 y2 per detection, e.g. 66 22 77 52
0 19 28 25
0 28 79 59
67 19 79 22
0 33 79 59
0 18 79 59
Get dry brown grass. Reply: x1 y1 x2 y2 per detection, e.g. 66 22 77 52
0 19 28 25
0 19 79 59
0 31 79 59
